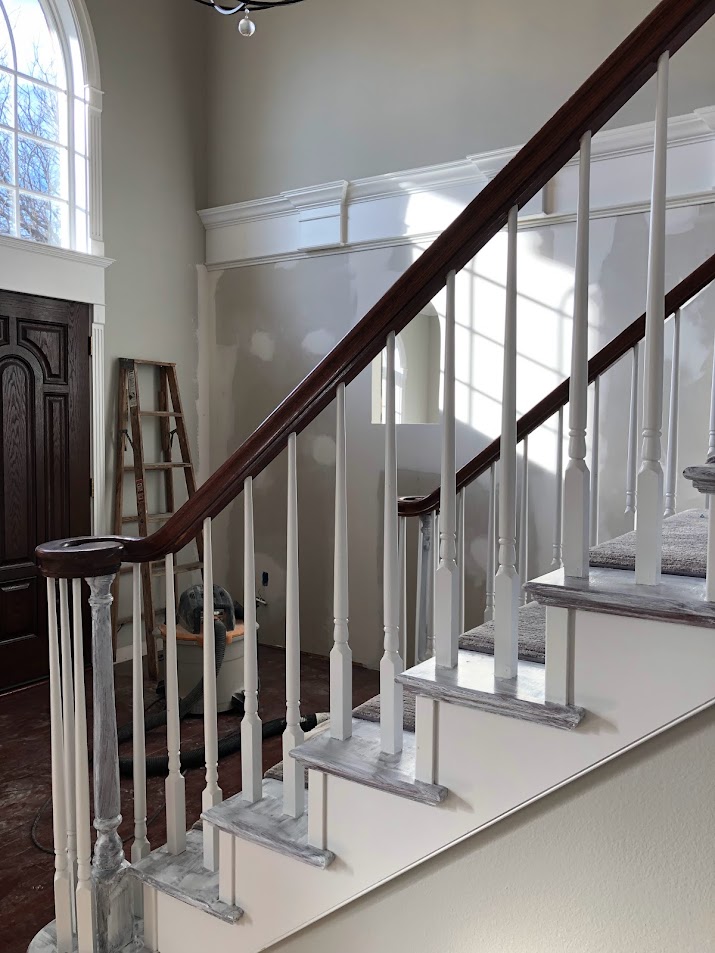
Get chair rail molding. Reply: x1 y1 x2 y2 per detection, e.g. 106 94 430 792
199 105 715 270
0 232 113 535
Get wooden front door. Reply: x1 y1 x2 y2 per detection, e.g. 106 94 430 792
0 291 91 692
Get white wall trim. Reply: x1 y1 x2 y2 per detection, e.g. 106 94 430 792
199 105 715 270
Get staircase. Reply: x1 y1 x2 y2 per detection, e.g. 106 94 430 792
30 1 715 950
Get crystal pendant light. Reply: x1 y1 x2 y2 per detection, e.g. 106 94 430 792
238 9 256 34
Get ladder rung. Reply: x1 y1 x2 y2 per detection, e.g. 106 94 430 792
139 411 184 418
122 462 191 472
119 560 202 577
131 359 177 367
122 512 174 525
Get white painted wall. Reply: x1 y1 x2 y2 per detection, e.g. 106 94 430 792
267 706 715 953
206 0 715 206
83 0 208 632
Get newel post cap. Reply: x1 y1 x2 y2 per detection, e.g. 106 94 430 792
35 536 126 579
682 458 715 495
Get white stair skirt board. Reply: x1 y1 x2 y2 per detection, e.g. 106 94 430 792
290 717 448 806
525 567 715 628
202 778 335 869
396 651 584 730
129 828 244 925
145 608 715 953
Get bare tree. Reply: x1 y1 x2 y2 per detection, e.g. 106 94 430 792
0 38 64 244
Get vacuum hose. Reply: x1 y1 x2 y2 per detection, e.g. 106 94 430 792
117 618 319 778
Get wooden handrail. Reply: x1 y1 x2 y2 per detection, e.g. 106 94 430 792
399 252 715 518
36 0 715 576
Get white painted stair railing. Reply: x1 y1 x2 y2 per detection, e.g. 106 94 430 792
31 1 715 948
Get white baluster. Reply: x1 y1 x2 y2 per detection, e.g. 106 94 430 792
283 433 305 818
457 487 466 633
435 270 459 669
551 407 564 569
635 51 669 586
484 463 496 622
381 331 404 755
590 377 600 546
709 335 715 463
331 383 352 740
242 477 262 803
72 579 94 953
708 502 715 601
131 566 149 905
414 513 433 662
58 579 77 922
399 515 408 667
164 554 186 854
625 342 640 518
494 205 520 679
706 334 715 513
426 510 437 659
47 579 73 953
563 132 591 577
202 518 222 870
518 436 529 604
664 309 681 517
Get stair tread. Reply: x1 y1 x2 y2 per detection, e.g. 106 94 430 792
589 508 707 577
203 778 335 869
129 828 244 924
525 565 715 629
290 718 448 805
398 650 585 731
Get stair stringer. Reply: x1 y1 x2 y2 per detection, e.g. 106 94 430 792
150 609 715 953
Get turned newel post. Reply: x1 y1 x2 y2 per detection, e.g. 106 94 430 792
683 459 715 602
87 573 134 953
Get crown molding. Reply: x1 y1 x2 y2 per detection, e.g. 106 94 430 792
200 105 715 269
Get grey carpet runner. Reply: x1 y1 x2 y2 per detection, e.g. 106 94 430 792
590 508 707 576
265 508 707 778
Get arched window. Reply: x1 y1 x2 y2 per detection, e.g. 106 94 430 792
0 0 90 250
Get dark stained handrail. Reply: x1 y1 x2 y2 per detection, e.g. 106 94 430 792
398 253 715 518
37 0 715 576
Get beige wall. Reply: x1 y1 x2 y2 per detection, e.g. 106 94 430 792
209 203 715 666
268 706 715 953
84 0 208 631
206 0 715 206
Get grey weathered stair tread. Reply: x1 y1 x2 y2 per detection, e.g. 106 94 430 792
203 779 335 869
129 828 244 924
589 508 707 577
525 565 715 628
290 718 448 805
397 650 584 730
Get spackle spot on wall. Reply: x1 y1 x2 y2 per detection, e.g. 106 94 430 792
312 435 336 466
251 331 275 361
302 329 336 356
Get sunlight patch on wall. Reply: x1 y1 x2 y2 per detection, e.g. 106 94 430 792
250 330 276 361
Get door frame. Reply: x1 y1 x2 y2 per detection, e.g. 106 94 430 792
0 233 112 535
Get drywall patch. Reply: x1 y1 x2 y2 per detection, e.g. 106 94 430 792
312 434 336 467
251 330 276 361
302 329 336 356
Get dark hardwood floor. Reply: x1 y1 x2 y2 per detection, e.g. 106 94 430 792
0 647 379 953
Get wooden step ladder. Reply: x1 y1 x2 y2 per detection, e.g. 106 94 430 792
112 358 202 678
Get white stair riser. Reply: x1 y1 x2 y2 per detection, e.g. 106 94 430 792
150 610 715 953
